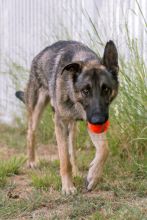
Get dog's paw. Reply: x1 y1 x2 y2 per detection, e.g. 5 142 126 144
62 176 77 195
27 161 37 169
86 162 102 191
62 185 77 195
85 176 98 191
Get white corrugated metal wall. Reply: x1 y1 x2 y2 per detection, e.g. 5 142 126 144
0 0 146 123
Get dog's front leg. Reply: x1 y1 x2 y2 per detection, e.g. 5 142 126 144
86 131 109 191
55 115 77 195
68 121 79 177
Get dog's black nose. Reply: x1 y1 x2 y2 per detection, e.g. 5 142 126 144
90 114 106 125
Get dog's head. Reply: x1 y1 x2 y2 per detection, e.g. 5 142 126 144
61 41 119 124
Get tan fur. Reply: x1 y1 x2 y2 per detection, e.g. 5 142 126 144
27 88 48 168
87 131 109 190
54 115 77 194
83 63 101 71
68 122 79 176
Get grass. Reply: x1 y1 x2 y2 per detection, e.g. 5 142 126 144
0 157 26 187
31 172 61 191
30 160 61 191
90 206 147 220
0 130 146 219
107 37 147 157
98 156 147 198
0 193 145 220
0 123 26 150
0 190 52 219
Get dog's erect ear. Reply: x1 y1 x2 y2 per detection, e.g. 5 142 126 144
102 41 119 77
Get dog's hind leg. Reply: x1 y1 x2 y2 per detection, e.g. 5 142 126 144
68 121 79 177
55 115 77 195
27 88 49 168
86 131 109 191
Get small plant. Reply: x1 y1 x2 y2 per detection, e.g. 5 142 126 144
31 172 61 191
0 157 26 187
89 211 104 220
0 190 52 219
0 124 26 150
30 160 61 191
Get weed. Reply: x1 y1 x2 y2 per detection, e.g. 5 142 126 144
30 160 61 191
0 157 26 187
0 190 53 219
0 124 26 150
31 172 61 191
77 149 95 171
69 195 105 219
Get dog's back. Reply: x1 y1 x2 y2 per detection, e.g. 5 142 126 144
16 41 100 109
30 41 100 96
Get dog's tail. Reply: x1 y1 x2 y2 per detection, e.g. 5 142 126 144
15 91 25 103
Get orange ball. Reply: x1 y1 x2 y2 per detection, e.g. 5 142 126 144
88 120 110 134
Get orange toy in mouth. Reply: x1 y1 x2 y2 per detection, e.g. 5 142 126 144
88 120 110 134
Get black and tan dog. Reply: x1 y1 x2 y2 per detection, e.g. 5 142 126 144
16 40 119 194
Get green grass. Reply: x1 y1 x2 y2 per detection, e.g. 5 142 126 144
31 172 61 191
38 106 56 145
0 143 146 219
109 45 147 154
30 160 61 191
68 195 105 219
0 190 53 219
77 149 94 171
0 188 146 219
0 123 26 150
0 157 26 187
90 205 147 220
97 156 147 197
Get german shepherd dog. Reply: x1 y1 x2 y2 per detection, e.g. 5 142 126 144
16 40 119 194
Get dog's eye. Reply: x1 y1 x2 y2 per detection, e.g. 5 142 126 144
102 85 111 95
104 87 109 93
82 88 89 96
